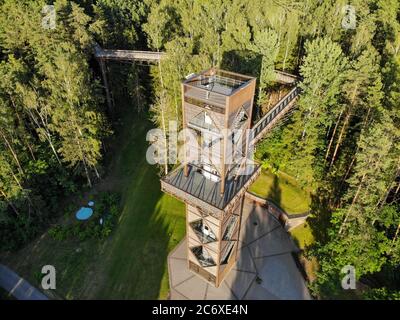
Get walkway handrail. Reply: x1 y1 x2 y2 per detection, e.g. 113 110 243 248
250 86 300 143
94 42 165 62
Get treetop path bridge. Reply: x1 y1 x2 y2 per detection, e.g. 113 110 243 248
93 43 300 144
250 85 300 145
94 43 165 62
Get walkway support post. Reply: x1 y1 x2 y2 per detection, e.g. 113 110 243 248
98 58 113 114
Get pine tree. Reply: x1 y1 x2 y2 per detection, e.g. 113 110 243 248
280 37 347 187
250 29 280 106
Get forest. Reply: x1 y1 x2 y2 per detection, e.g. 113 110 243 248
0 0 399 299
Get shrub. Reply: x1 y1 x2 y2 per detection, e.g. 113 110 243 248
48 225 68 241
49 192 121 242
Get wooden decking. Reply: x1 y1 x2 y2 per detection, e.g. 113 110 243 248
94 43 164 62
274 70 298 84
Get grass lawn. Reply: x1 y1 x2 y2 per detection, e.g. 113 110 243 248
289 222 314 250
289 222 318 283
249 169 311 215
0 108 186 300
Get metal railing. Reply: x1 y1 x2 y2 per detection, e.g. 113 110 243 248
94 42 164 62
251 86 300 143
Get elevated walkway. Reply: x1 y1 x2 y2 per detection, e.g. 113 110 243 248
94 43 164 62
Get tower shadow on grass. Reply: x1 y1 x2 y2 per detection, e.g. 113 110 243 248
93 108 185 299
267 174 282 211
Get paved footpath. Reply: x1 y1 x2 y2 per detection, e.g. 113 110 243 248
0 264 48 300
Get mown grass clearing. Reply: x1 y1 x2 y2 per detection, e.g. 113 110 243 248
1 109 185 299
249 169 311 215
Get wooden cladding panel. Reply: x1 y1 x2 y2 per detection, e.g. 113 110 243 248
218 242 238 282
189 261 217 285
227 79 256 119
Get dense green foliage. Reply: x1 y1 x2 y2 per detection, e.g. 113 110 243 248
290 222 314 250
48 192 121 241
0 0 111 251
0 0 399 299
2 109 186 299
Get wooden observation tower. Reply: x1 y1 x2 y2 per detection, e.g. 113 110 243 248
161 68 262 287
92 43 300 288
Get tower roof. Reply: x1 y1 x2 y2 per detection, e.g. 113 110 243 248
161 163 261 217
183 68 255 97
